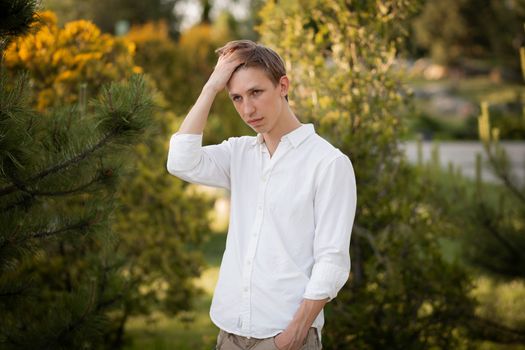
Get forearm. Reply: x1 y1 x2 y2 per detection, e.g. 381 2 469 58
177 85 218 135
288 298 328 334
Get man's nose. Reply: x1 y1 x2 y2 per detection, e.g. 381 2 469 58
243 101 255 116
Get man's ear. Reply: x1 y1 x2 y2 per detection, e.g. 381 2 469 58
279 75 289 98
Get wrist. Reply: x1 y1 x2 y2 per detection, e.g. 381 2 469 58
288 314 310 334
285 320 310 343
202 83 221 95
287 298 327 334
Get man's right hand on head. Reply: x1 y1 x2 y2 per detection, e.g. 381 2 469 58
205 51 244 94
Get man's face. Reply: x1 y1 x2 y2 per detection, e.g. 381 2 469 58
227 66 287 133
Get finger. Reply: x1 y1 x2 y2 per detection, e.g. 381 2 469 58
217 52 231 62
217 55 234 64
220 56 238 66
219 50 235 60
227 57 244 67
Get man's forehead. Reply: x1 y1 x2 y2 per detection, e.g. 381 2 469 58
227 67 273 94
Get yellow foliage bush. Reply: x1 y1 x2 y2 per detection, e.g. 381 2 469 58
5 10 142 111
126 20 170 44
179 24 216 62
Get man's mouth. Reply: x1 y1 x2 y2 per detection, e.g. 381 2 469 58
248 117 263 125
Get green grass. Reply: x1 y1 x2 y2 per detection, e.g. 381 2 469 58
124 295 217 350
123 232 226 350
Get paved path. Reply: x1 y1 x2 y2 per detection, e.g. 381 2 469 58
401 141 525 184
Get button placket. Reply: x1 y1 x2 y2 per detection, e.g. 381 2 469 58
239 141 290 335
240 155 273 334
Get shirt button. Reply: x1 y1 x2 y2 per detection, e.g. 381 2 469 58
247 260 251 265
244 287 249 292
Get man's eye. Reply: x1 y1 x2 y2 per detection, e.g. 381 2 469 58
253 90 262 96
232 96 241 102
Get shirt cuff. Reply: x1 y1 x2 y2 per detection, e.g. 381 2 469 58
303 261 350 301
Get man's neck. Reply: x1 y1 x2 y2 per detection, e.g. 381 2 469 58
262 106 302 146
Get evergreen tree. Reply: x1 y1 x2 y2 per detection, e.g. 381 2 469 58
0 1 154 348
0 0 38 50
430 34 525 345
473 101 525 280
3 10 223 347
258 1 477 348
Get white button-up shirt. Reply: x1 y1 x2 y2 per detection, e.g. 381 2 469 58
167 123 356 340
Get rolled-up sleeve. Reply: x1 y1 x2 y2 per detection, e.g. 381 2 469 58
303 155 357 301
167 132 232 190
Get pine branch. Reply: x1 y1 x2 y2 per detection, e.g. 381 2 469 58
29 220 91 240
0 169 112 212
0 193 35 213
1 219 92 250
0 0 39 51
43 278 98 349
477 203 522 261
0 130 116 197
1 76 151 199
485 148 525 204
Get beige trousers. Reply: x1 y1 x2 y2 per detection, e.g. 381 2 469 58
215 327 322 350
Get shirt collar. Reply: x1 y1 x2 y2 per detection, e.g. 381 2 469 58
251 123 315 149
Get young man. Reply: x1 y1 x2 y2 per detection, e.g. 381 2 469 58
167 40 357 350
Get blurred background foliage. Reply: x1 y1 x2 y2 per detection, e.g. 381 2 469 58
4 10 139 111
1 0 524 349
